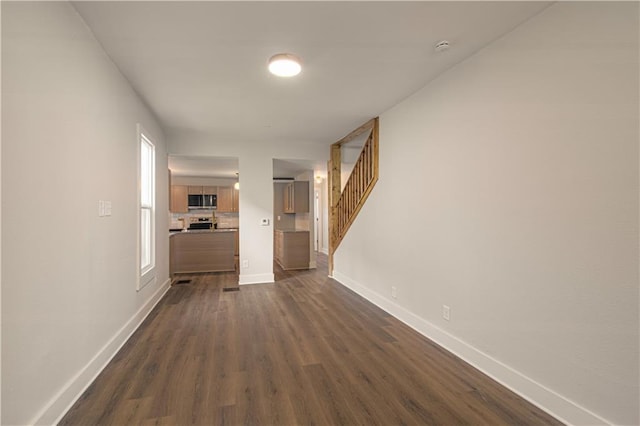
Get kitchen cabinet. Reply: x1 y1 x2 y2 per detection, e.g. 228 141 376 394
217 186 239 213
188 186 217 196
170 231 235 275
233 187 239 211
283 181 309 213
168 169 172 210
170 185 188 213
188 186 203 195
274 230 309 270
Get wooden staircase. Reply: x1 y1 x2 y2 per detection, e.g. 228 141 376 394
328 117 379 276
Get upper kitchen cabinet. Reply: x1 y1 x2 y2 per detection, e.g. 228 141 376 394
217 186 239 213
170 185 188 213
188 185 217 196
188 186 203 195
168 155 239 213
284 181 309 214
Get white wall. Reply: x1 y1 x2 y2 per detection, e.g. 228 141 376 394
236 154 274 283
171 176 237 187
316 178 329 255
1 2 170 425
169 133 327 284
0 3 3 420
333 3 639 425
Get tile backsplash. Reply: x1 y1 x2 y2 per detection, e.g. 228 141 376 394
215 213 239 228
170 212 239 229
295 212 310 231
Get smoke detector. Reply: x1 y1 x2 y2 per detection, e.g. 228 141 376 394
434 40 450 53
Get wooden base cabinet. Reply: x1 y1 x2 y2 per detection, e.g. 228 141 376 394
275 230 309 270
170 231 235 275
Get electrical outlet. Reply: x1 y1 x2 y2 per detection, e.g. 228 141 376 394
442 305 451 321
98 200 112 217
391 286 397 299
242 260 249 268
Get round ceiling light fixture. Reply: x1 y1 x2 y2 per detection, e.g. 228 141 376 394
268 53 302 77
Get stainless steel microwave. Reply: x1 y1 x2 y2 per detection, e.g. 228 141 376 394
188 194 217 210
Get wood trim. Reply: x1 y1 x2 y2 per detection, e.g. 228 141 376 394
328 117 379 276
333 117 376 147
328 144 342 275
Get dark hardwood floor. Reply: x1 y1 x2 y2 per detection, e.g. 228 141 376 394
60 253 562 425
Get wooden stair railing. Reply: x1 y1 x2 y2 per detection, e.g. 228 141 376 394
328 117 379 276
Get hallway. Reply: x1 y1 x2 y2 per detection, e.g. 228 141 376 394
60 254 561 425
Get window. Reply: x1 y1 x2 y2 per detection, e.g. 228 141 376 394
139 129 155 287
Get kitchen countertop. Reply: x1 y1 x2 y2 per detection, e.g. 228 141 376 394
170 228 237 236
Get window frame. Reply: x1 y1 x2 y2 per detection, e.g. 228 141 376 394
138 125 156 290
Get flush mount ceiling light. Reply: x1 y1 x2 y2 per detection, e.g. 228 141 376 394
268 53 302 77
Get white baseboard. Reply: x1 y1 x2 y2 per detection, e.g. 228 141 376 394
32 278 172 426
331 270 610 426
239 273 274 285
319 247 329 255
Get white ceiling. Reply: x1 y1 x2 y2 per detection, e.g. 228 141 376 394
73 1 551 152
168 155 322 179
273 158 326 179
75 1 551 178
168 156 238 178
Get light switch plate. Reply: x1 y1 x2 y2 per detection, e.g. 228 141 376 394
260 218 270 226
443 305 451 321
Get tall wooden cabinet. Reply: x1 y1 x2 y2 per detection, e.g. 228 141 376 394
170 185 188 213
283 181 309 213
217 186 239 213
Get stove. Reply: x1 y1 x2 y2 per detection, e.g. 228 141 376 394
189 216 214 230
